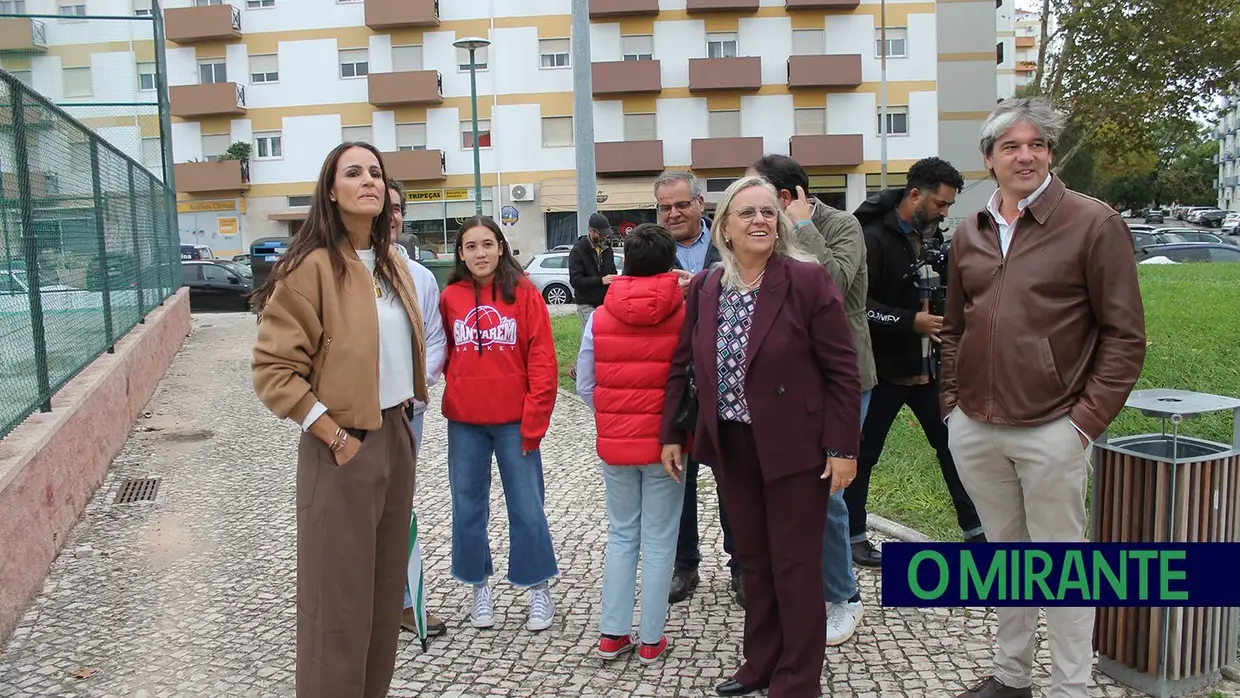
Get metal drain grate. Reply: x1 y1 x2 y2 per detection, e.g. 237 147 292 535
113 477 161 504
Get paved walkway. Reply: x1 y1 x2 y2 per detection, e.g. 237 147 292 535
0 313 1236 697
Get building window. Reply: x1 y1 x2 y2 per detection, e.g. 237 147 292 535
624 113 656 141
461 119 491 148
396 123 427 151
339 49 369 79
59 2 86 16
706 32 738 59
198 60 227 84
10 70 32 87
201 133 231 160
247 0 274 7
876 28 908 58
877 107 909 136
392 45 423 72
621 35 653 61
249 54 278 83
141 137 162 168
63 67 92 97
133 0 151 16
288 195 311 207
0 1 28 13
137 62 157 91
342 125 372 143
794 108 826 136
996 42 1004 64
254 131 283 159
194 0 223 5
708 110 740 139
792 29 824 56
542 116 573 147
457 45 488 71
539 39 570 69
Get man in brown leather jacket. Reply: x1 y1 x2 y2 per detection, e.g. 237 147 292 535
940 97 1146 698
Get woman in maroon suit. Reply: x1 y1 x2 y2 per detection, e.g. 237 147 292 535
660 175 862 698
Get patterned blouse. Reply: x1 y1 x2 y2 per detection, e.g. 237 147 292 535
716 286 759 423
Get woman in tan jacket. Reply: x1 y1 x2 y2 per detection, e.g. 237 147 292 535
251 142 428 698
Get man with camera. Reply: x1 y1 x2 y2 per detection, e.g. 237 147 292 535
846 157 986 568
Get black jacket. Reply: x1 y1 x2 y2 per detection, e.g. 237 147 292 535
567 235 618 307
852 188 932 382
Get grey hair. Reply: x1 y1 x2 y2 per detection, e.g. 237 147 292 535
653 169 703 200
712 176 816 291
979 97 1067 158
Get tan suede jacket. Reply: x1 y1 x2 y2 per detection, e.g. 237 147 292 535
252 247 428 431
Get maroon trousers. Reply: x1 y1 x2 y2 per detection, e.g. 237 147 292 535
715 420 830 698
295 406 414 698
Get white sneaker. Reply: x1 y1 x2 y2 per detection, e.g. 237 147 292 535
825 600 863 646
526 583 555 632
471 584 495 628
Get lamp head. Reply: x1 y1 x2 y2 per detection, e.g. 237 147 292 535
452 37 491 51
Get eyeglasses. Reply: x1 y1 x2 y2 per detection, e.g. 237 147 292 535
730 207 778 222
656 200 697 215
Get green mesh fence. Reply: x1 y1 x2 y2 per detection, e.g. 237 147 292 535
0 71 178 439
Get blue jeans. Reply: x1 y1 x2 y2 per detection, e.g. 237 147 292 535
600 463 685 644
447 421 559 587
403 410 425 610
821 389 872 604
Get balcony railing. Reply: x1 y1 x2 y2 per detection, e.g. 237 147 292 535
30 19 46 48
230 5 242 31
235 83 246 109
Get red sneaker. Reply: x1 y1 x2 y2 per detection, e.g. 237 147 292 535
597 635 634 660
638 637 668 665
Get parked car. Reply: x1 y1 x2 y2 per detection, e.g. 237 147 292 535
1222 212 1240 235
1150 229 1238 246
1132 231 1156 249
1136 243 1240 264
523 249 625 305
181 259 253 311
1144 208 1164 224
1197 210 1229 228
180 244 214 261
1126 224 1157 233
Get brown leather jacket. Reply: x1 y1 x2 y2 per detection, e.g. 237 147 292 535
939 175 1146 441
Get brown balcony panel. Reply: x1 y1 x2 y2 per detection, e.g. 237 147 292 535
687 0 760 12
596 140 664 176
365 0 441 29
382 149 446 182
691 137 764 170
788 54 862 88
589 0 659 17
175 160 249 194
368 70 442 106
688 57 762 92
1015 37 1036 48
785 0 860 9
170 83 246 118
789 134 863 167
592 60 662 96
165 5 241 44
0 17 48 53
2 171 50 198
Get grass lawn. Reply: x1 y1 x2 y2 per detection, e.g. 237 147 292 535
548 265 1240 540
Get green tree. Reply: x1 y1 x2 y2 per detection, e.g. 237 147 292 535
1157 139 1218 206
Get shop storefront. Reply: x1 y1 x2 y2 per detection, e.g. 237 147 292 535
403 187 495 255
177 198 245 259
537 177 657 250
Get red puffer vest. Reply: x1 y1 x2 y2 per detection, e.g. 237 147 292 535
591 272 686 466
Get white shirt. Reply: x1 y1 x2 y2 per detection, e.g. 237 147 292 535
299 248 416 430
985 173 1052 257
395 244 446 415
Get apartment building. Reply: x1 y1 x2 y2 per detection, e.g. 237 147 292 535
1216 93 1238 212
2 0 998 260
996 2 1038 99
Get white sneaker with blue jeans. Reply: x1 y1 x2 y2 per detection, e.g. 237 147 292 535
823 389 871 645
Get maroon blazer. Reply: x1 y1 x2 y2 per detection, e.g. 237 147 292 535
659 253 863 482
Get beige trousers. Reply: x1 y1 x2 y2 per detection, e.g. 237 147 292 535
946 406 1095 698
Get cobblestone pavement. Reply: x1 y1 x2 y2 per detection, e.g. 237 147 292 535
0 312 1236 698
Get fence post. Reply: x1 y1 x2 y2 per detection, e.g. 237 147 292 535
10 80 52 411
89 140 115 350
127 162 145 321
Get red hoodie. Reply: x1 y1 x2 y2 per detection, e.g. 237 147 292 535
439 275 558 452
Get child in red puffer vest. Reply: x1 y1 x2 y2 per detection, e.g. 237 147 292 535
575 223 688 665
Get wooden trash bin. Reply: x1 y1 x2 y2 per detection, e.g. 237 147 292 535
1090 388 1240 697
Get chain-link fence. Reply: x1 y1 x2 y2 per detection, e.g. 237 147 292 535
0 69 179 439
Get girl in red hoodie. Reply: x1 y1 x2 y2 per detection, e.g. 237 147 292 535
439 216 559 633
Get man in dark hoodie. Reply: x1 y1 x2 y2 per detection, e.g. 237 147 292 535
569 212 620 340
847 157 986 569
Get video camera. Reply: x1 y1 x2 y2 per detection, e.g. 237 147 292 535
905 228 952 377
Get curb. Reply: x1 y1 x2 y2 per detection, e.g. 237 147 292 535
1223 665 1240 683
558 386 938 544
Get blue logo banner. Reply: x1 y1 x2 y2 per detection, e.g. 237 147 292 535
880 543 1240 608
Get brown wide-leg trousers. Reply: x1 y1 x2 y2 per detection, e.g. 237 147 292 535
296 406 415 698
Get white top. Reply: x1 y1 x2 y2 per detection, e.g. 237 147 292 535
985 173 1052 257
299 247 415 430
394 243 447 415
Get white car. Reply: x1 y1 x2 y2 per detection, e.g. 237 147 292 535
523 249 625 305
1221 212 1239 235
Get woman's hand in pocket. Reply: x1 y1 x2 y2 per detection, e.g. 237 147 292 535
334 434 361 466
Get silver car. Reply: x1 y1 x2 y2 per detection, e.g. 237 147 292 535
523 249 624 305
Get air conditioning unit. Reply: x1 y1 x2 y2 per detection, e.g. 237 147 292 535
509 183 534 202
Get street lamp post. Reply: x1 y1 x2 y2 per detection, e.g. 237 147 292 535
453 37 491 216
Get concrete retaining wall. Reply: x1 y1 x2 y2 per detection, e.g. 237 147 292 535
0 288 191 647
